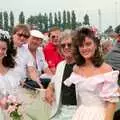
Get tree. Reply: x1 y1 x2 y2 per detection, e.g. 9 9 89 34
9 11 14 33
63 10 67 29
26 15 39 30
0 12 3 29
49 12 53 28
3 11 9 31
43 13 48 32
71 10 76 29
83 14 90 25
54 12 58 26
37 13 43 31
19 11 25 24
26 15 35 25
67 11 71 29
58 11 61 28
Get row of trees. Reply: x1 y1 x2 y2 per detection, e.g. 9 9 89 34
0 11 26 33
0 10 90 33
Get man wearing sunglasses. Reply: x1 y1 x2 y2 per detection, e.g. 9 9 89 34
12 24 42 87
44 27 64 74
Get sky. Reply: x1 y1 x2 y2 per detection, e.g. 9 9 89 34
0 0 120 31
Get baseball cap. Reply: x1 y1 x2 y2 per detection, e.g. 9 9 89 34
30 30 45 39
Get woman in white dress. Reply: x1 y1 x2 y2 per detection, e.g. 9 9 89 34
64 27 120 120
0 30 21 119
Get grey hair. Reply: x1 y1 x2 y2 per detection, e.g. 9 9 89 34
59 29 73 42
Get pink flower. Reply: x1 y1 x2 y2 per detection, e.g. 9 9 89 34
90 26 99 37
7 105 16 113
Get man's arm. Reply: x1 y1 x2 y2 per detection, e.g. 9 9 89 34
27 66 43 88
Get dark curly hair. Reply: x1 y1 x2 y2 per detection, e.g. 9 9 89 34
0 32 16 68
72 27 103 67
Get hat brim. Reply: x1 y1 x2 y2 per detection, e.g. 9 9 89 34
30 30 45 39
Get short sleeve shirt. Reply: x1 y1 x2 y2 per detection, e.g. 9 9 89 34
15 46 35 79
23 44 48 75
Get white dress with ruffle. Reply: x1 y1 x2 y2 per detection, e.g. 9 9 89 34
0 69 21 120
64 71 120 120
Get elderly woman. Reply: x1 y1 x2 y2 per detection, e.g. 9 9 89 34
45 29 77 120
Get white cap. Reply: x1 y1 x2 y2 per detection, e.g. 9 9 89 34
30 30 45 39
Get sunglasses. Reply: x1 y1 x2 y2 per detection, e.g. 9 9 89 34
51 35 58 39
61 43 72 49
16 33 29 39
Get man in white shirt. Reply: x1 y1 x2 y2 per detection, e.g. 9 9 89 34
23 30 53 89
24 30 53 76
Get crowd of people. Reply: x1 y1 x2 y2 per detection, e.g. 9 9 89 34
0 24 120 120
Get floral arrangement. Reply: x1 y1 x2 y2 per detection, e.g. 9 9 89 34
6 95 22 120
0 95 22 120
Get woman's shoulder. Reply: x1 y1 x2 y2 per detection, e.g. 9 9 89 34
100 62 113 73
100 63 119 81
73 64 80 74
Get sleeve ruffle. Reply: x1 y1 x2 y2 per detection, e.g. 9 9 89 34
64 72 82 87
99 71 120 103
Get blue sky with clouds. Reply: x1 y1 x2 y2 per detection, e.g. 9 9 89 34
0 0 120 31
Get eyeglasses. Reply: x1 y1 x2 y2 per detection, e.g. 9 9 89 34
16 33 29 39
60 43 72 49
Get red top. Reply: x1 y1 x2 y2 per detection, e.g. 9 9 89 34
43 42 64 69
